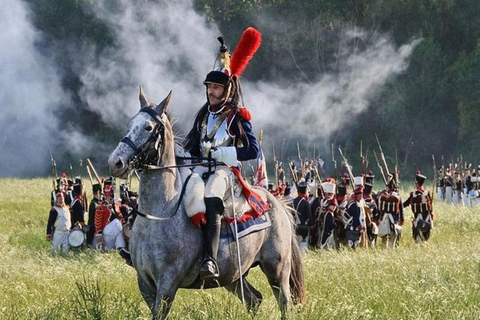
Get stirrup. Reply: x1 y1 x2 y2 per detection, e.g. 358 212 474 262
200 257 219 279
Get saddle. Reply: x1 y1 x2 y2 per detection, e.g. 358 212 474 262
221 167 270 223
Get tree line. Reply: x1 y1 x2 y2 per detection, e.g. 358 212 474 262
25 0 480 179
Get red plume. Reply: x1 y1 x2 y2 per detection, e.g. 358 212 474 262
230 27 262 77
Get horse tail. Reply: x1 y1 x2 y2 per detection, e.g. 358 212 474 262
289 218 307 304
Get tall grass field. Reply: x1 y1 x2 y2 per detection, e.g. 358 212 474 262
1 178 479 319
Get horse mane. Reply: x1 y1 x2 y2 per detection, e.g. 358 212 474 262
157 111 188 166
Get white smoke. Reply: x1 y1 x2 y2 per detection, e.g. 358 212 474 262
245 32 420 138
78 0 220 125
0 0 418 177
0 0 66 177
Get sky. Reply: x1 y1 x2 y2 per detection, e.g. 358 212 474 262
0 0 419 177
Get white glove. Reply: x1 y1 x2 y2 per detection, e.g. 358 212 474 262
211 146 238 167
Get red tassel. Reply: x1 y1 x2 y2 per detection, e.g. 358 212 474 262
237 107 252 121
230 27 262 77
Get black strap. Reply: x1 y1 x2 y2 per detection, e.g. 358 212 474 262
140 107 165 125
121 136 139 154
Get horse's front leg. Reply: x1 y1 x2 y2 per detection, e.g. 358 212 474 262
152 292 175 320
152 286 178 320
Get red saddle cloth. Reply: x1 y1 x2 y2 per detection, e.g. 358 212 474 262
229 167 270 223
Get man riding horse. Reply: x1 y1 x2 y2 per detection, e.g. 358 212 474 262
183 29 262 280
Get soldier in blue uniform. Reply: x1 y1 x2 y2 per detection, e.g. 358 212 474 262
318 180 337 249
292 182 313 252
344 186 366 249
183 30 261 279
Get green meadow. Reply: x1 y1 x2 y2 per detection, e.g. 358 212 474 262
1 178 479 319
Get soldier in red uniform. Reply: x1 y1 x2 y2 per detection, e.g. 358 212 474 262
403 171 434 243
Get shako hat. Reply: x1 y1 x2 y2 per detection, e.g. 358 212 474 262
354 175 364 187
73 183 82 194
365 170 375 185
322 181 336 194
337 184 347 197
297 182 308 194
364 183 373 196
415 170 427 185
92 183 102 193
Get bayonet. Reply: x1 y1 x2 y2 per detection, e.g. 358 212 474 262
49 150 58 190
373 150 387 186
338 147 355 187
86 165 94 185
86 158 102 187
375 133 390 176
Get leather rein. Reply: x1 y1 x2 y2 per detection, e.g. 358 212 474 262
119 107 215 221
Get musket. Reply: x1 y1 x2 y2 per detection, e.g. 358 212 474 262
312 166 325 199
373 150 387 186
273 141 279 188
394 147 399 186
297 142 304 179
86 158 102 186
432 155 437 199
49 150 58 189
69 163 74 180
360 140 365 174
331 143 337 182
288 161 299 187
364 148 369 174
338 147 355 187
375 133 390 177
86 165 95 186
78 159 83 178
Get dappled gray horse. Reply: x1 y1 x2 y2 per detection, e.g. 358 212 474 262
108 88 306 319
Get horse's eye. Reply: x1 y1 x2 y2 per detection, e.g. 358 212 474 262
145 125 153 132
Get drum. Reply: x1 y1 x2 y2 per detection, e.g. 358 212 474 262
68 229 85 248
469 190 479 198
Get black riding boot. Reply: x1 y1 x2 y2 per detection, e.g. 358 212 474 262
200 197 224 280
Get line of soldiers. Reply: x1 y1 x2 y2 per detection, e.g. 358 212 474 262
271 168 434 252
436 163 480 207
46 173 137 261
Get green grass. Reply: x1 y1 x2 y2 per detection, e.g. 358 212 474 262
1 178 480 319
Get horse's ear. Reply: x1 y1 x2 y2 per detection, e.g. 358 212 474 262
156 90 173 114
139 86 148 108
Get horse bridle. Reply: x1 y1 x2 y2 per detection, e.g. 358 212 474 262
120 107 167 169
